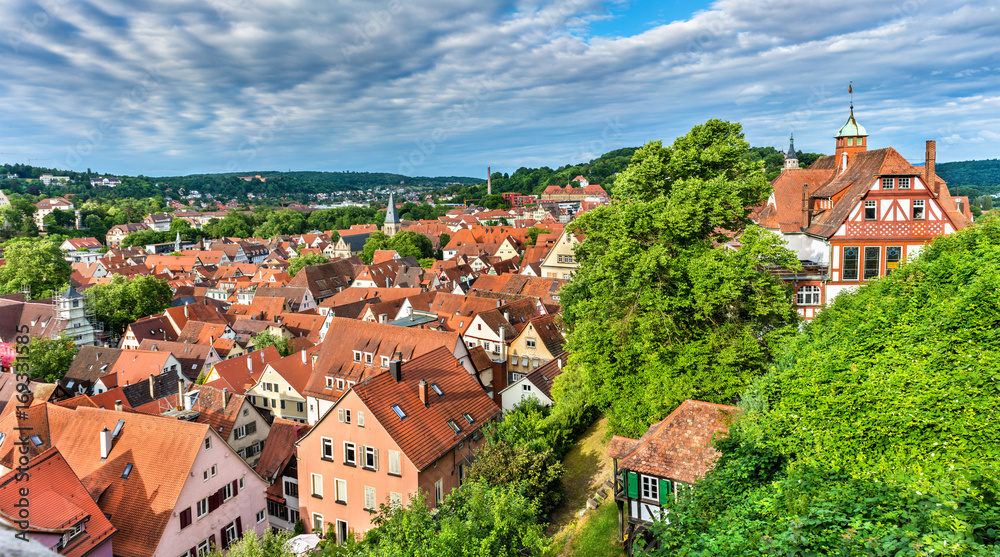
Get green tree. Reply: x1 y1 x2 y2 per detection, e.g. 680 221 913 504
288 253 329 277
334 482 548 557
251 330 292 357
467 400 565 516
27 333 79 383
647 214 1000 557
206 529 294 557
120 228 167 247
558 121 801 437
85 275 174 336
361 231 434 264
983 194 994 211
0 240 72 299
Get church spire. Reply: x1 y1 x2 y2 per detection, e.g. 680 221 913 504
382 192 401 236
783 133 799 171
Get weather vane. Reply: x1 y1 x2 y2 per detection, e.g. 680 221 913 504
849 81 854 110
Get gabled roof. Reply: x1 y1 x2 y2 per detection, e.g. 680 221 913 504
0 447 116 557
255 417 311 481
522 353 565 399
347 347 501 470
52 407 212 557
107 350 174 387
305 318 464 401
138 339 211 381
208 346 283 393
265 345 324 395
0 402 76 469
287 259 358 300
65 346 125 384
135 384 253 440
610 400 738 483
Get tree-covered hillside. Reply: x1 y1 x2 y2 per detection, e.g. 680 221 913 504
647 216 1000 556
937 159 1000 197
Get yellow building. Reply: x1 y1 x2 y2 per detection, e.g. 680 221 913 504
539 228 581 279
246 346 322 424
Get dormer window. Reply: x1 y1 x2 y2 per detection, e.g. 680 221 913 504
353 351 362 362
337 378 345 390
898 177 911 190
881 177 894 190
381 356 389 368
364 352 373 364
326 377 334 388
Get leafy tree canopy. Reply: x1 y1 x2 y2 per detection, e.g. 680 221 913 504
649 214 1000 557
251 330 292 357
86 275 174 336
361 231 434 264
27 333 79 383
288 253 329 277
558 120 801 437
0 239 72 299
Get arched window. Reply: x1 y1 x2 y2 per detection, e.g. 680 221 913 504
796 285 821 306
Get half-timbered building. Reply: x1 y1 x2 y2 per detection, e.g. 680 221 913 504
608 400 738 555
755 106 971 318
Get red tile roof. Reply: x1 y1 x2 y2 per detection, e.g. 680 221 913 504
0 448 116 557
612 400 739 483
348 347 501 470
255 417 311 482
208 346 283 393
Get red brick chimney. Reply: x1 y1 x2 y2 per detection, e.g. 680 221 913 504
418 379 428 406
925 140 937 195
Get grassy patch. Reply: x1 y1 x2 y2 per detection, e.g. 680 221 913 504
566 500 623 557
547 415 612 537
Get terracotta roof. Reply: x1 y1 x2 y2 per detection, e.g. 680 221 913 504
127 314 178 343
176 321 231 345
523 354 565 399
0 448 116 557
107 350 174 388
348 347 501 470
306 317 465 401
613 400 739 483
0 402 76 469
209 346 283 393
52 407 211 557
138 339 212 380
119 372 182 408
134 384 252 440
265 345 324 394
255 417 311 482
466 345 493 373
287 259 357 300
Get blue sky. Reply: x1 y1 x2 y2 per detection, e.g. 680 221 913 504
1 0 998 178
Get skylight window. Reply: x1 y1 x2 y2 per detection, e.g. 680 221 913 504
29 435 43 447
431 383 443 397
447 420 461 434
462 413 474 424
391 404 406 420
122 463 134 478
111 419 125 439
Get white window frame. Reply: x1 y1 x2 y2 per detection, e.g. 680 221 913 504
257 509 266 523
434 479 443 506
364 485 376 511
335 478 347 503
205 437 212 450
796 285 821 306
344 442 356 466
641 475 659 502
321 437 334 460
864 200 877 220
196 497 209 518
311 473 323 497
913 199 925 220
222 482 234 501
364 446 378 470
881 177 894 190
898 177 911 189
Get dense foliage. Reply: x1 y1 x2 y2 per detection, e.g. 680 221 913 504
467 400 566 516
85 275 174 337
647 216 1000 556
206 529 295 557
558 120 801 437
27 333 79 383
360 231 434 264
937 158 1000 196
0 239 72 299
288 253 329 277
251 331 293 357
320 482 549 557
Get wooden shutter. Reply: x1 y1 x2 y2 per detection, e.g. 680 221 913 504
189 546 196 557
626 471 638 499
180 507 192 529
236 516 243 537
209 534 216 551
221 527 229 550
373 448 379 471
232 479 239 498
658 478 672 506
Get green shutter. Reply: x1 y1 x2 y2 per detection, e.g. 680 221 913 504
658 479 672 505
627 472 638 499
620 468 627 493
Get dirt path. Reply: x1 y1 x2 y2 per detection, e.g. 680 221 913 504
546 415 614 555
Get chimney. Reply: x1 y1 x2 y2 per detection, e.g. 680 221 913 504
184 305 189 318
558 358 563 370
223 388 231 407
925 140 937 195
148 374 155 399
487 167 492 196
100 427 113 459
115 399 123 412
209 335 215 345
301 349 307 364
418 379 428 406
184 390 193 411
389 359 402 382
802 183 810 229
178 379 185 401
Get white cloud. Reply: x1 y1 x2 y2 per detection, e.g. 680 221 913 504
0 0 998 174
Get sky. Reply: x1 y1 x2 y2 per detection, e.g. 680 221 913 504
1 0 999 178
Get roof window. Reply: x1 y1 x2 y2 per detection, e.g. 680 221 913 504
112 419 126 439
29 435 43 447
391 404 406 420
446 420 461 434
122 463 134 478
431 383 443 397
462 412 474 424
